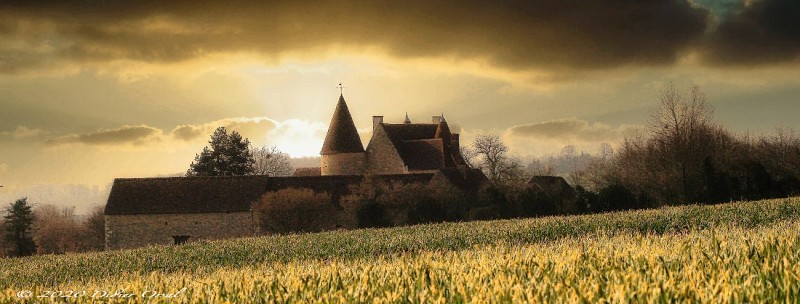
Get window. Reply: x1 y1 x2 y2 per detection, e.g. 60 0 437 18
173 235 191 245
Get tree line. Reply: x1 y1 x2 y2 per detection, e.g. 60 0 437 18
467 83 800 216
1 198 104 257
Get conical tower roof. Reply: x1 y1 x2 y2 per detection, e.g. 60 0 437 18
321 94 365 155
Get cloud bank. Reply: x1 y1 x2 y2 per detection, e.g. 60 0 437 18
507 119 640 142
45 125 164 146
1 0 796 75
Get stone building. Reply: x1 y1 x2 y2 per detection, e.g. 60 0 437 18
104 93 486 250
316 94 469 176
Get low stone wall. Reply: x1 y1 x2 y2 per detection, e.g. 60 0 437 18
105 212 254 250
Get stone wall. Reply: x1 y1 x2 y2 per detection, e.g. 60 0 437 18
321 152 366 176
105 212 254 250
365 125 406 175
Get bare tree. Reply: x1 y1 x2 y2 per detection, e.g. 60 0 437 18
473 134 509 182
459 146 478 168
32 204 94 254
647 83 714 203
251 146 294 176
526 158 554 176
599 143 614 162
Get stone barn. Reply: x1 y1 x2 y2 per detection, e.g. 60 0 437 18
105 171 482 250
104 176 266 250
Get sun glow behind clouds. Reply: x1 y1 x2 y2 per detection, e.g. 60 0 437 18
265 119 327 158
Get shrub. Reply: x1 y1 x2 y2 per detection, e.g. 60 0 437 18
253 188 336 234
344 178 468 227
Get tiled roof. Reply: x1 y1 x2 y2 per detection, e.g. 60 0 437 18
382 123 439 145
321 95 364 155
104 175 271 215
381 122 467 170
293 167 322 176
528 176 577 198
398 139 445 170
105 174 437 215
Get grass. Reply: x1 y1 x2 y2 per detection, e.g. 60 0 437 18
2 197 800 302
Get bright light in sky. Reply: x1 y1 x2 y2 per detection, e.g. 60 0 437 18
266 119 327 158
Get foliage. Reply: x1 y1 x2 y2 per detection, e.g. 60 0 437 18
32 205 97 254
252 188 336 234
2 198 800 302
343 178 467 227
251 145 294 176
3 197 36 257
84 206 106 251
186 127 255 176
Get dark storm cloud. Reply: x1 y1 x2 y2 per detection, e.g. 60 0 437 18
703 0 800 65
0 0 710 73
45 125 163 146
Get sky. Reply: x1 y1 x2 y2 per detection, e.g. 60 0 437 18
0 0 799 213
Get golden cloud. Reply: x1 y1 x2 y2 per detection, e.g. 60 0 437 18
44 125 164 146
507 118 641 142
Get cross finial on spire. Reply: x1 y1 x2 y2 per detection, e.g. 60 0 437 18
337 82 346 95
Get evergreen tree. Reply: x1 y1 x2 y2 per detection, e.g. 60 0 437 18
187 127 255 176
3 197 36 256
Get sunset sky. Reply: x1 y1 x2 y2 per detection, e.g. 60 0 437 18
1 0 799 213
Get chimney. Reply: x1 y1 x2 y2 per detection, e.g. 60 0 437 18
372 116 384 131
431 115 442 124
452 133 460 150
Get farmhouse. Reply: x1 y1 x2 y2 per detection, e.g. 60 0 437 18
104 94 487 250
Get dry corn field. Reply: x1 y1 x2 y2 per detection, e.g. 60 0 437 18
3 197 800 303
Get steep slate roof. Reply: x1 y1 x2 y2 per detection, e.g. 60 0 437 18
105 176 271 215
399 140 445 170
382 123 439 144
381 121 466 171
321 95 364 155
105 174 437 215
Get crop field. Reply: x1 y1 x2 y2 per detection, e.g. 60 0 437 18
2 197 800 303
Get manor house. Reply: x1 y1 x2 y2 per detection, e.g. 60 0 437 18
104 94 486 250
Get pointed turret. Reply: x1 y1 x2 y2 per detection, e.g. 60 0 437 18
321 94 364 155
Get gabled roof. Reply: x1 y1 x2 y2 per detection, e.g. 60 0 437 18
105 174 439 215
382 123 439 146
528 176 577 198
321 95 364 155
380 121 467 171
104 176 270 215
